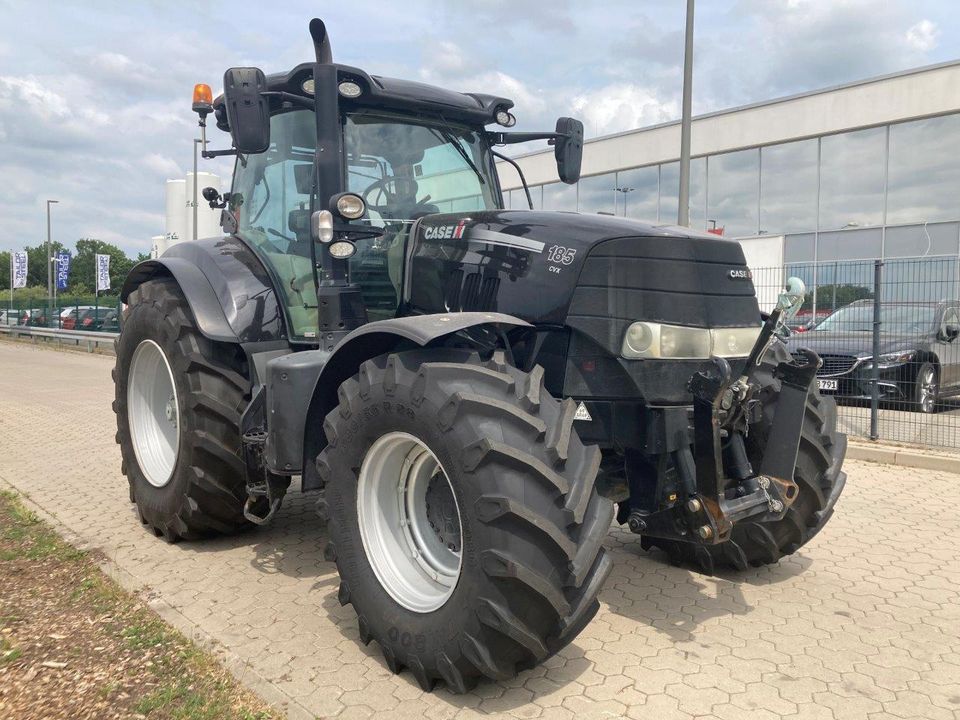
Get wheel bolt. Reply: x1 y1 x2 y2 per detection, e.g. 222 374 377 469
686 498 702 513
697 525 713 540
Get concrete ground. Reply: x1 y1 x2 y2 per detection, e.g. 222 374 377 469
1 340 958 720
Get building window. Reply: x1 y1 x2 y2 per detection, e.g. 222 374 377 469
819 127 886 230
577 173 616 215
887 114 960 225
542 181 577 211
614 166 659 221
660 158 705 227
707 148 759 237
884 221 960 258
513 185 543 210
817 227 882 261
784 233 816 263
760 139 818 235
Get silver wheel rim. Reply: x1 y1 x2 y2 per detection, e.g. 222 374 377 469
128 339 180 488
919 367 937 413
356 432 462 613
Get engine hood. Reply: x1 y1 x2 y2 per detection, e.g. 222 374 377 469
406 210 756 327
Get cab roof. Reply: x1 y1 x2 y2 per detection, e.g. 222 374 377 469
263 62 514 127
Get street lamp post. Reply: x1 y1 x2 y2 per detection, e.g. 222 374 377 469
616 187 635 217
46 199 59 316
193 139 203 241
678 0 695 227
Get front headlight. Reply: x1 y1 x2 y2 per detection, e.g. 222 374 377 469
621 322 761 359
877 350 916 364
709 327 763 358
862 350 917 368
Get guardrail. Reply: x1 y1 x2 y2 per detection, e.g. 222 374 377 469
0 325 118 353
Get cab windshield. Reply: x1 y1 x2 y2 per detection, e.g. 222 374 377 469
344 111 500 225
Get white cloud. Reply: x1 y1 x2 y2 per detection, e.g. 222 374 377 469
572 84 678 137
0 76 71 123
431 41 467 74
142 153 183 178
905 20 940 51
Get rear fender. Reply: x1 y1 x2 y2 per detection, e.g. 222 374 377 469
269 313 531 488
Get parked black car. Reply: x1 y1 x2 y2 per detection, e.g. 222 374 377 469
787 300 960 413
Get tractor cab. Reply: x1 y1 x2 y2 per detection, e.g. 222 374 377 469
194 21 582 343
224 101 503 336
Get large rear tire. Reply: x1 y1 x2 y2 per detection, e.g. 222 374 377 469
645 341 847 572
318 349 614 692
113 278 252 541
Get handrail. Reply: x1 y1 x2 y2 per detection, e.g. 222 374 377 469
0 324 118 351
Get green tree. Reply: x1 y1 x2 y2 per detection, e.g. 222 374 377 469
802 284 874 312
0 250 9 291
71 239 133 296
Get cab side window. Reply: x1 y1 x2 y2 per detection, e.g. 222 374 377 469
230 110 319 339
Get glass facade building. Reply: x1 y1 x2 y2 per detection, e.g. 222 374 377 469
505 112 960 265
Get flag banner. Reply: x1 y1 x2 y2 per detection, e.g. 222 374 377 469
56 251 71 290
12 251 27 289
96 253 111 291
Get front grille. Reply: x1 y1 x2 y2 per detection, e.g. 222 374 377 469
794 352 858 377
442 270 500 312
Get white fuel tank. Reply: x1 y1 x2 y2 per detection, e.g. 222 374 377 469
164 179 187 251
185 172 222 241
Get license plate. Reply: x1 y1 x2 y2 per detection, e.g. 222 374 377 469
818 379 838 391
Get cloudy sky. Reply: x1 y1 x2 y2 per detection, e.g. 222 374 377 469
0 0 957 255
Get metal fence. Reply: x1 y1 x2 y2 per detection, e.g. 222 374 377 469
753 256 960 449
4 260 960 451
0 296 122 333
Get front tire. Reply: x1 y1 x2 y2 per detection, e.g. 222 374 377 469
113 278 252 541
318 350 614 692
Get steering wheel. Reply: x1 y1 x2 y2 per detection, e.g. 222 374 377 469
363 178 438 224
362 177 403 215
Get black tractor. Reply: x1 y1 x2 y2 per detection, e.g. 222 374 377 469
113 19 846 693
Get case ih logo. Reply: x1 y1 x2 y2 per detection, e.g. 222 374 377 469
423 219 468 240
728 268 752 280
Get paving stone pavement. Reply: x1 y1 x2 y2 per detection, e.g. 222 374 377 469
1 340 959 720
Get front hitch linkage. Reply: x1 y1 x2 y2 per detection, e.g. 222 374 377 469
628 279 821 546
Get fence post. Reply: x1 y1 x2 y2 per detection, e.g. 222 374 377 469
870 259 883 441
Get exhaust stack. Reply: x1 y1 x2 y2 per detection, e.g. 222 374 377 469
309 18 332 64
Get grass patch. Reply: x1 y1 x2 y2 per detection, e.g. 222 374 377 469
134 679 271 720
0 489 279 719
1 635 22 665
122 620 173 650
0 491 85 561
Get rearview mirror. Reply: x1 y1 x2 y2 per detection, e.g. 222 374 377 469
943 324 960 342
554 117 583 185
222 67 271 154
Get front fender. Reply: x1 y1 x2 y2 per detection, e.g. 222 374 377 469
120 236 286 344
121 258 237 342
264 312 531 487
